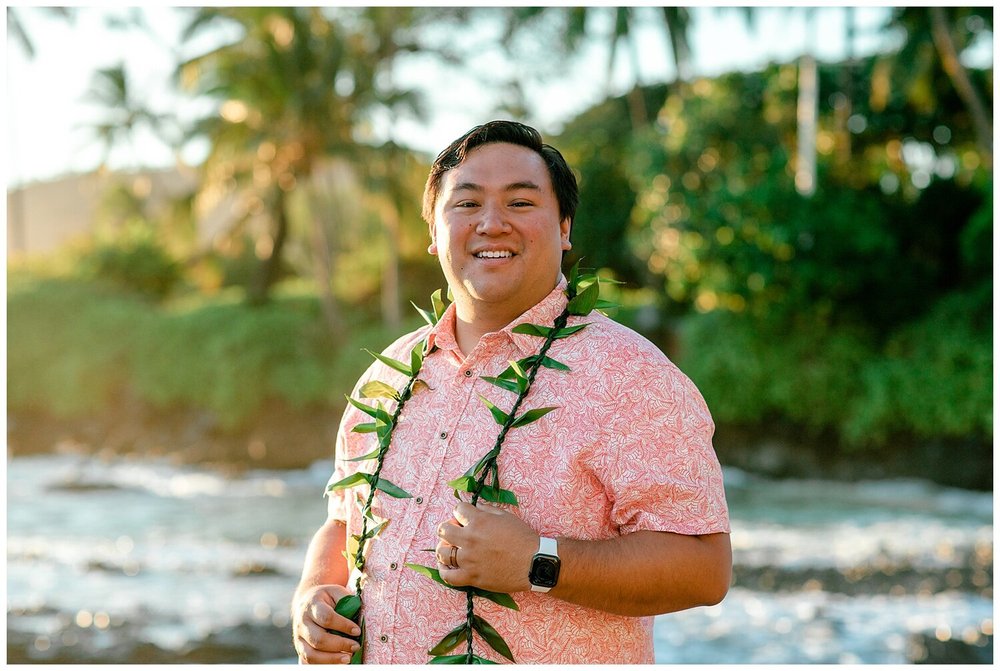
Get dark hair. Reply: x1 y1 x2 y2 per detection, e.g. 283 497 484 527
421 120 579 225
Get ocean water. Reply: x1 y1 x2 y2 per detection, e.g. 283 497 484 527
6 454 992 663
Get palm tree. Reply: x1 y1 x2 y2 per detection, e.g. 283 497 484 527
495 7 693 128
178 7 424 328
882 7 992 169
926 7 992 167
84 63 173 171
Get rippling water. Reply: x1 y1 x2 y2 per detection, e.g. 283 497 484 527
6 454 993 663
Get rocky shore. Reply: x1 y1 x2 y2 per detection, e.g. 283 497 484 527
7 403 992 491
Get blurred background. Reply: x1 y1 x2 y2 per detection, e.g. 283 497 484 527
5 5 993 664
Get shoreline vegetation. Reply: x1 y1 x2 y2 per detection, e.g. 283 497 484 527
7 275 991 491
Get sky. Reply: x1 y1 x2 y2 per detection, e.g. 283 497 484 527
4 6 990 189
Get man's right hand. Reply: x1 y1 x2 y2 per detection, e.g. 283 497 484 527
292 584 362 664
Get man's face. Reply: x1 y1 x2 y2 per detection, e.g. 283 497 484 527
429 142 572 322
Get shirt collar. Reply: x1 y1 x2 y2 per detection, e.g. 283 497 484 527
426 276 569 358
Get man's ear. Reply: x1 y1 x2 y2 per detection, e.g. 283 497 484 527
427 220 438 255
560 217 573 251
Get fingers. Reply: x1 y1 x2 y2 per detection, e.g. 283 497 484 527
308 599 361 639
452 501 475 526
295 622 358 664
294 612 360 664
292 586 362 664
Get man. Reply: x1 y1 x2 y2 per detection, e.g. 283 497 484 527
292 120 731 664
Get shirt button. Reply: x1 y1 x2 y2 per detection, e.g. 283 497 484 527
380 635 389 643
415 497 424 504
439 431 448 439
464 370 473 378
390 562 398 570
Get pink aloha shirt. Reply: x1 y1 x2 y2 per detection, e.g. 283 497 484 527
326 280 730 664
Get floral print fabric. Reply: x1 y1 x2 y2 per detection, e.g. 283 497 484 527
326 281 730 663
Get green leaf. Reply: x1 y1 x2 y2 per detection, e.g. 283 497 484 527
374 477 413 499
448 475 518 505
345 395 379 419
478 485 518 506
412 301 437 327
512 322 589 340
511 322 548 337
345 396 394 426
472 614 515 662
463 451 495 478
350 617 365 663
342 533 360 566
363 518 389 540
334 593 362 620
364 348 412 376
478 395 510 426
359 380 400 401
475 590 519 611
567 258 582 295
410 342 424 378
518 354 571 373
566 277 600 315
447 474 477 494
429 654 469 664
345 446 382 462
404 565 519 610
351 421 377 434
428 622 470 656
508 358 528 382
327 471 371 493
480 375 521 394
595 299 618 310
431 288 447 322
510 406 558 429
405 562 452 589
552 323 589 339
472 655 500 664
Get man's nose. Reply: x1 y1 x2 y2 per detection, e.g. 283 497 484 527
476 202 510 236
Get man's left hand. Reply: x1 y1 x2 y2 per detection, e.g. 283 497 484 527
435 501 538 594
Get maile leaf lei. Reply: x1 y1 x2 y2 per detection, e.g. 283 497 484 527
326 264 614 663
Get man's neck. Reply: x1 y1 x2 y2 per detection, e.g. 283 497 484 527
452 303 518 357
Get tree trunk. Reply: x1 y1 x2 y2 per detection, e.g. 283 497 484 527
796 53 818 196
380 202 402 331
247 186 289 305
835 7 856 169
308 189 343 338
928 6 993 168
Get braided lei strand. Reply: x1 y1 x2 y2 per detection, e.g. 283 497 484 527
327 264 612 663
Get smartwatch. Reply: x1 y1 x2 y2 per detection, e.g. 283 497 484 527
528 536 561 592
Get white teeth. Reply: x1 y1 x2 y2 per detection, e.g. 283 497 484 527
476 251 513 259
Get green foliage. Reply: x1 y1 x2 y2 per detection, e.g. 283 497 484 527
78 221 182 300
847 291 993 445
677 292 992 450
130 296 338 428
7 278 150 417
7 275 407 429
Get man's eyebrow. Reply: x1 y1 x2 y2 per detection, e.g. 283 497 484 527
505 181 542 192
452 181 542 193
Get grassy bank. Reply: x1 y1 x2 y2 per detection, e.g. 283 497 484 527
8 276 412 444
7 274 992 487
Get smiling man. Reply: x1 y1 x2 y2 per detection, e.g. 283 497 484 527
292 121 731 664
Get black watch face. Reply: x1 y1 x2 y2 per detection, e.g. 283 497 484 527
529 555 561 588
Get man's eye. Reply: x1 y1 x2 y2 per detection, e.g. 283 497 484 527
510 201 532 208
456 201 478 208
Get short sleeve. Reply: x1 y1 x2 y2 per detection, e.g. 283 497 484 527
325 419 354 522
598 352 730 536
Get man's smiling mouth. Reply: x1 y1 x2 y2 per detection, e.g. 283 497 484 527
474 250 514 259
